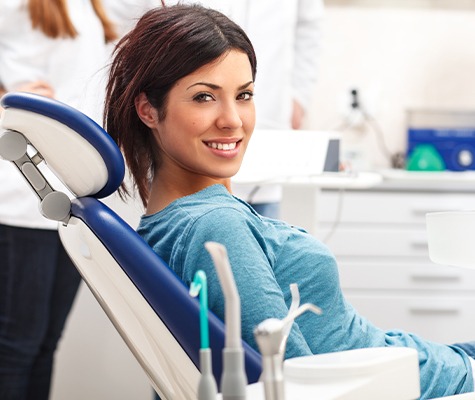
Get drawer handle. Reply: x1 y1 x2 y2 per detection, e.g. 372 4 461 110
409 240 428 249
412 208 456 216
409 307 459 316
411 274 461 283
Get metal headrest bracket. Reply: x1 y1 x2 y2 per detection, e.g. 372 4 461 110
0 129 71 223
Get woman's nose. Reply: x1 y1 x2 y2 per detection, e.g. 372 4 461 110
216 102 243 130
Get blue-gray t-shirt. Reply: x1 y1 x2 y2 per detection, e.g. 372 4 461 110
137 184 473 399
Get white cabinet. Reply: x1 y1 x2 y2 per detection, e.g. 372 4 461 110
313 188 475 344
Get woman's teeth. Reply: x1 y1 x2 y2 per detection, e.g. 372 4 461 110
207 142 237 150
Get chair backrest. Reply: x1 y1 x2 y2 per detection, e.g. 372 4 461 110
0 92 262 399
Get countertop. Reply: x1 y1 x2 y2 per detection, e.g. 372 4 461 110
372 169 475 192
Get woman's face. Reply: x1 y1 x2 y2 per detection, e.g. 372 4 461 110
150 50 255 185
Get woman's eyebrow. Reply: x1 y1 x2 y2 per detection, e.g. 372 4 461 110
187 82 219 90
186 80 254 91
238 80 254 90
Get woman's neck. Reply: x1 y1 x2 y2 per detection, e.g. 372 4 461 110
146 171 232 215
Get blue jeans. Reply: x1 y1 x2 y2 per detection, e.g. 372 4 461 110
0 224 81 400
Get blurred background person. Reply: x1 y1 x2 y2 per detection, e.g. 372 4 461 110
0 1 158 399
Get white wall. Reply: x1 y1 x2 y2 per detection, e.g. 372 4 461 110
306 5 475 169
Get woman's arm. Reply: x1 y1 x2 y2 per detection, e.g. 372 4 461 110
180 208 313 358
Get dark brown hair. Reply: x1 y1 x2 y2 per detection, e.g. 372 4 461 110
104 4 257 206
28 0 117 42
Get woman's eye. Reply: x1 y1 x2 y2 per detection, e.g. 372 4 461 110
238 91 254 101
193 93 214 103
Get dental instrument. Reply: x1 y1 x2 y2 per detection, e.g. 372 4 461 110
205 242 247 400
190 270 218 400
279 284 300 363
254 295 322 400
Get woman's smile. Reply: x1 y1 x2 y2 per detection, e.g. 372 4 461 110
204 138 242 157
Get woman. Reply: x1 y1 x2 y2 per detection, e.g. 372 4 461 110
104 4 475 399
0 1 156 399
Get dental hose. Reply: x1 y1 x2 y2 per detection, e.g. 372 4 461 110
190 270 218 400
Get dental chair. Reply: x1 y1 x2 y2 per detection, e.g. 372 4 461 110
9 93 469 400
0 92 262 400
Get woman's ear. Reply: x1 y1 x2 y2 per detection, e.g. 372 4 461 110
135 93 159 128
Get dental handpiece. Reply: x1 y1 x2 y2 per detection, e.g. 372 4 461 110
254 302 322 400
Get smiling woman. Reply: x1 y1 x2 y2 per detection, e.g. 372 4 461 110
133 49 256 214
104 4 475 400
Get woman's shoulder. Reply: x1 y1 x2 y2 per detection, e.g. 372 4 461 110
186 189 254 229
139 185 253 233
174 184 252 219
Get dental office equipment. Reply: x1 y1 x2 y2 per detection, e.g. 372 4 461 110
190 270 218 400
254 296 322 400
281 284 300 362
407 109 475 171
205 242 247 400
233 129 331 185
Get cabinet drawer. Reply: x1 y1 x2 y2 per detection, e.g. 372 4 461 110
317 190 475 225
316 227 429 257
346 294 475 343
338 262 475 291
